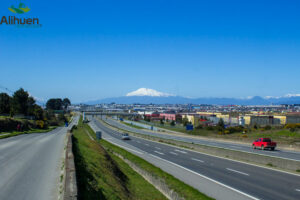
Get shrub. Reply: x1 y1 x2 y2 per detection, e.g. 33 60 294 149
170 120 176 126
285 123 300 129
290 128 296 132
205 126 215 131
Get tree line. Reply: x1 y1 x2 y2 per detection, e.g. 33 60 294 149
0 88 71 120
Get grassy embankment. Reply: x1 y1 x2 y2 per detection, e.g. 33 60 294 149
72 117 168 200
73 117 213 200
128 119 300 146
100 139 213 200
120 121 146 130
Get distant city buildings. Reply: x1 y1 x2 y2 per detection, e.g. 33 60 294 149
76 103 300 127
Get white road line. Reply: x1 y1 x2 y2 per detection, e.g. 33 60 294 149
154 151 164 155
226 168 249 176
295 189 300 192
136 141 141 143
105 139 144 155
268 151 279 154
145 143 150 146
155 147 161 150
95 118 300 177
103 137 113 140
149 154 259 200
170 152 178 155
191 158 204 163
174 149 187 154
230 145 242 149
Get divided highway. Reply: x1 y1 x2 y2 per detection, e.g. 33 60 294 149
91 117 300 200
0 116 79 200
102 117 300 161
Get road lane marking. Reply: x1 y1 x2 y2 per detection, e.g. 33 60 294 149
136 141 141 143
149 154 259 200
230 145 242 149
191 158 204 163
154 151 164 155
105 139 144 155
155 147 161 150
170 152 178 155
295 189 300 192
145 143 150 146
268 151 279 154
226 168 249 176
94 118 300 177
174 149 187 154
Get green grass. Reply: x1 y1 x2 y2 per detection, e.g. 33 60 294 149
0 126 57 139
72 117 167 200
129 119 300 145
100 140 214 200
120 121 145 130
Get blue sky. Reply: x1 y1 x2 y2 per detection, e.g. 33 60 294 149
1 0 300 103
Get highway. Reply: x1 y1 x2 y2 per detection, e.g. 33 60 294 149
0 116 79 200
101 117 300 161
90 117 300 200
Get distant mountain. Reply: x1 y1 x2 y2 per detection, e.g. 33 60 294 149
84 88 300 105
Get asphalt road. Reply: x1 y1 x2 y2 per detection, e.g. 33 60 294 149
91 117 300 200
0 116 79 200
102 117 300 161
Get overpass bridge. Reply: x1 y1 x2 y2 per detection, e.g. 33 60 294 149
82 111 138 117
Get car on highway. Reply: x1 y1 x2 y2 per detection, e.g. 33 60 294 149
121 133 130 140
252 138 276 150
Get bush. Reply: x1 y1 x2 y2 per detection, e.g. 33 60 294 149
285 123 300 129
195 125 203 129
170 120 176 126
290 128 296 132
48 120 59 126
226 126 244 134
264 125 272 130
0 118 30 132
205 126 215 131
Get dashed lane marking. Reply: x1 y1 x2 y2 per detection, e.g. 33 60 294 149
226 168 249 176
191 158 204 163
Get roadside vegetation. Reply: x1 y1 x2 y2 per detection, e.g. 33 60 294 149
90 119 213 199
0 88 71 138
123 117 300 146
120 121 146 130
72 117 168 200
100 140 213 200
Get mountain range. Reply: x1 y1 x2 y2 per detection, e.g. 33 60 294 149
84 88 300 105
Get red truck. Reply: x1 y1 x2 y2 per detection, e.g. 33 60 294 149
252 138 276 151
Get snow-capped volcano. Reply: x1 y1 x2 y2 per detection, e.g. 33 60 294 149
126 88 174 97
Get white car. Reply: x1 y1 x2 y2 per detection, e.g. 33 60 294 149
121 133 130 140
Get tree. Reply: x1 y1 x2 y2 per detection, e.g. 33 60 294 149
160 118 164 125
170 120 176 126
218 118 225 129
0 93 11 114
62 98 71 109
46 98 63 110
27 96 36 115
182 117 189 126
33 105 44 120
11 88 29 115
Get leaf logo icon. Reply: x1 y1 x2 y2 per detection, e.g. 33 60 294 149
8 3 30 14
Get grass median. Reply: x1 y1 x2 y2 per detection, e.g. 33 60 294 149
72 118 168 200
120 121 146 130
